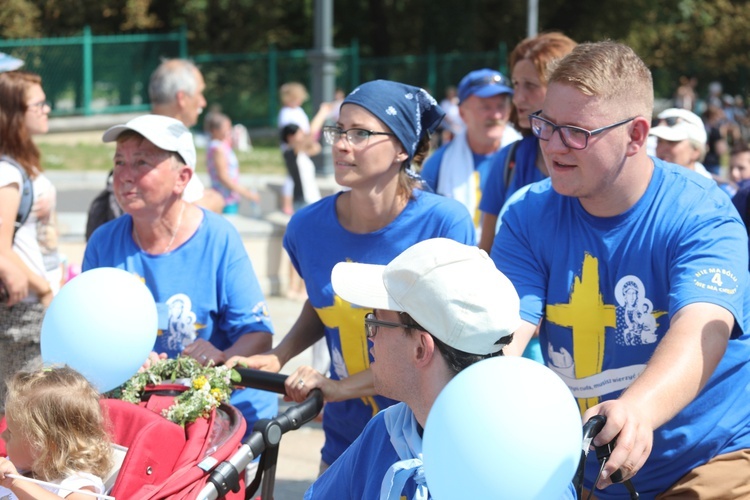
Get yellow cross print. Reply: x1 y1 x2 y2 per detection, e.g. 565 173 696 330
316 295 381 415
546 253 616 414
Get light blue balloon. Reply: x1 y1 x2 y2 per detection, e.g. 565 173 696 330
41 267 157 393
423 356 582 499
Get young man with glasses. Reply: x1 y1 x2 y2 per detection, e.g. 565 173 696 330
493 41 750 498
305 238 530 499
421 69 521 238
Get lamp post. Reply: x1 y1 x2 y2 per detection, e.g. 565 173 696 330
528 0 539 37
309 0 338 176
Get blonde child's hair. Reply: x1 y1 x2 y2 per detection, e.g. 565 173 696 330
4 366 114 481
279 82 308 107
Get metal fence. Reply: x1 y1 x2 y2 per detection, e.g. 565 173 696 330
0 27 187 117
5 26 737 129
0 27 510 128
194 41 510 128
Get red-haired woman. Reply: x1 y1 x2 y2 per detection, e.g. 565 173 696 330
0 70 55 402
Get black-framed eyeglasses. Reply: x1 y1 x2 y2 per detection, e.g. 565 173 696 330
322 126 396 147
529 110 636 150
466 73 510 89
364 312 418 339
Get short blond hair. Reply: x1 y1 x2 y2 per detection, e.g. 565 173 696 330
279 82 308 107
549 40 653 119
4 366 114 481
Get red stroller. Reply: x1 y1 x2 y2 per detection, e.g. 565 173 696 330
0 369 323 500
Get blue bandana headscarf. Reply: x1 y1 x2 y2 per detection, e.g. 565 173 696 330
342 80 445 166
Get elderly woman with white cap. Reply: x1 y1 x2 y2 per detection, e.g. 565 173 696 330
650 108 712 179
82 114 277 437
227 80 475 472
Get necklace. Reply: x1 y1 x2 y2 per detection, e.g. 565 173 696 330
133 201 185 254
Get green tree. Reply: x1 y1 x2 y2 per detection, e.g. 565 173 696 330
0 0 41 38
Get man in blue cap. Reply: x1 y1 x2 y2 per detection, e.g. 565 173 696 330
421 68 520 239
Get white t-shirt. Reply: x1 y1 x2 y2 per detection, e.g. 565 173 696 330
278 106 311 154
0 160 46 302
297 152 321 204
0 471 105 499
181 129 206 203
182 174 205 203
278 106 310 132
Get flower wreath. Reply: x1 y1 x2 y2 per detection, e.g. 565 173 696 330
110 356 241 427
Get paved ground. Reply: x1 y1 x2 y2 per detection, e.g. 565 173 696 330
258 296 326 500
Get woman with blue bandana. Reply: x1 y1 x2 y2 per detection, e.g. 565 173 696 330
227 80 475 472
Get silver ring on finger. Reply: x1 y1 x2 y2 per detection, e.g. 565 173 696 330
297 378 305 388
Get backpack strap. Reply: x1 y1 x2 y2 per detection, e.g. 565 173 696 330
1 155 34 235
502 140 520 189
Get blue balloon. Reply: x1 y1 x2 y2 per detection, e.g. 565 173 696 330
41 267 157 393
423 357 582 499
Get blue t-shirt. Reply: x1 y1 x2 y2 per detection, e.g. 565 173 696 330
83 209 278 437
283 189 475 465
492 158 750 499
421 143 498 226
304 407 419 500
305 403 577 500
479 135 546 216
731 181 750 263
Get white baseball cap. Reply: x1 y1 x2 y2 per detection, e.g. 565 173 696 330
331 238 521 355
0 52 24 72
102 114 197 170
650 108 707 146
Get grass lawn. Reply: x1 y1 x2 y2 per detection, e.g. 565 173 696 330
36 136 287 176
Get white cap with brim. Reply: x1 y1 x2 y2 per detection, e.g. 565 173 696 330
331 238 522 355
102 114 197 170
650 108 707 145
0 53 24 72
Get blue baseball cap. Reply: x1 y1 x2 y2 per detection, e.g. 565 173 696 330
457 69 513 103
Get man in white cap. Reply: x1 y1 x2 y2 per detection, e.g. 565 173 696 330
649 108 713 179
304 238 524 500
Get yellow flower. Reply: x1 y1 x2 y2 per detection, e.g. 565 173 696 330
193 375 208 390
211 388 223 400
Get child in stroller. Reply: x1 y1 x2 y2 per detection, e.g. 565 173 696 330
0 366 113 499
1 362 322 500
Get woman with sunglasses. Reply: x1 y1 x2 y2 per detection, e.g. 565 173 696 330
0 70 57 404
478 32 577 254
227 80 474 473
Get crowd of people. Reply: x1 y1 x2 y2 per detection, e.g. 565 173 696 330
2 34 750 499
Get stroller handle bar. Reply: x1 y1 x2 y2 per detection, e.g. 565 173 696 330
574 415 639 499
196 368 325 500
234 367 290 394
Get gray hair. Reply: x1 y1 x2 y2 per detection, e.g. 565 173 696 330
148 59 199 105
